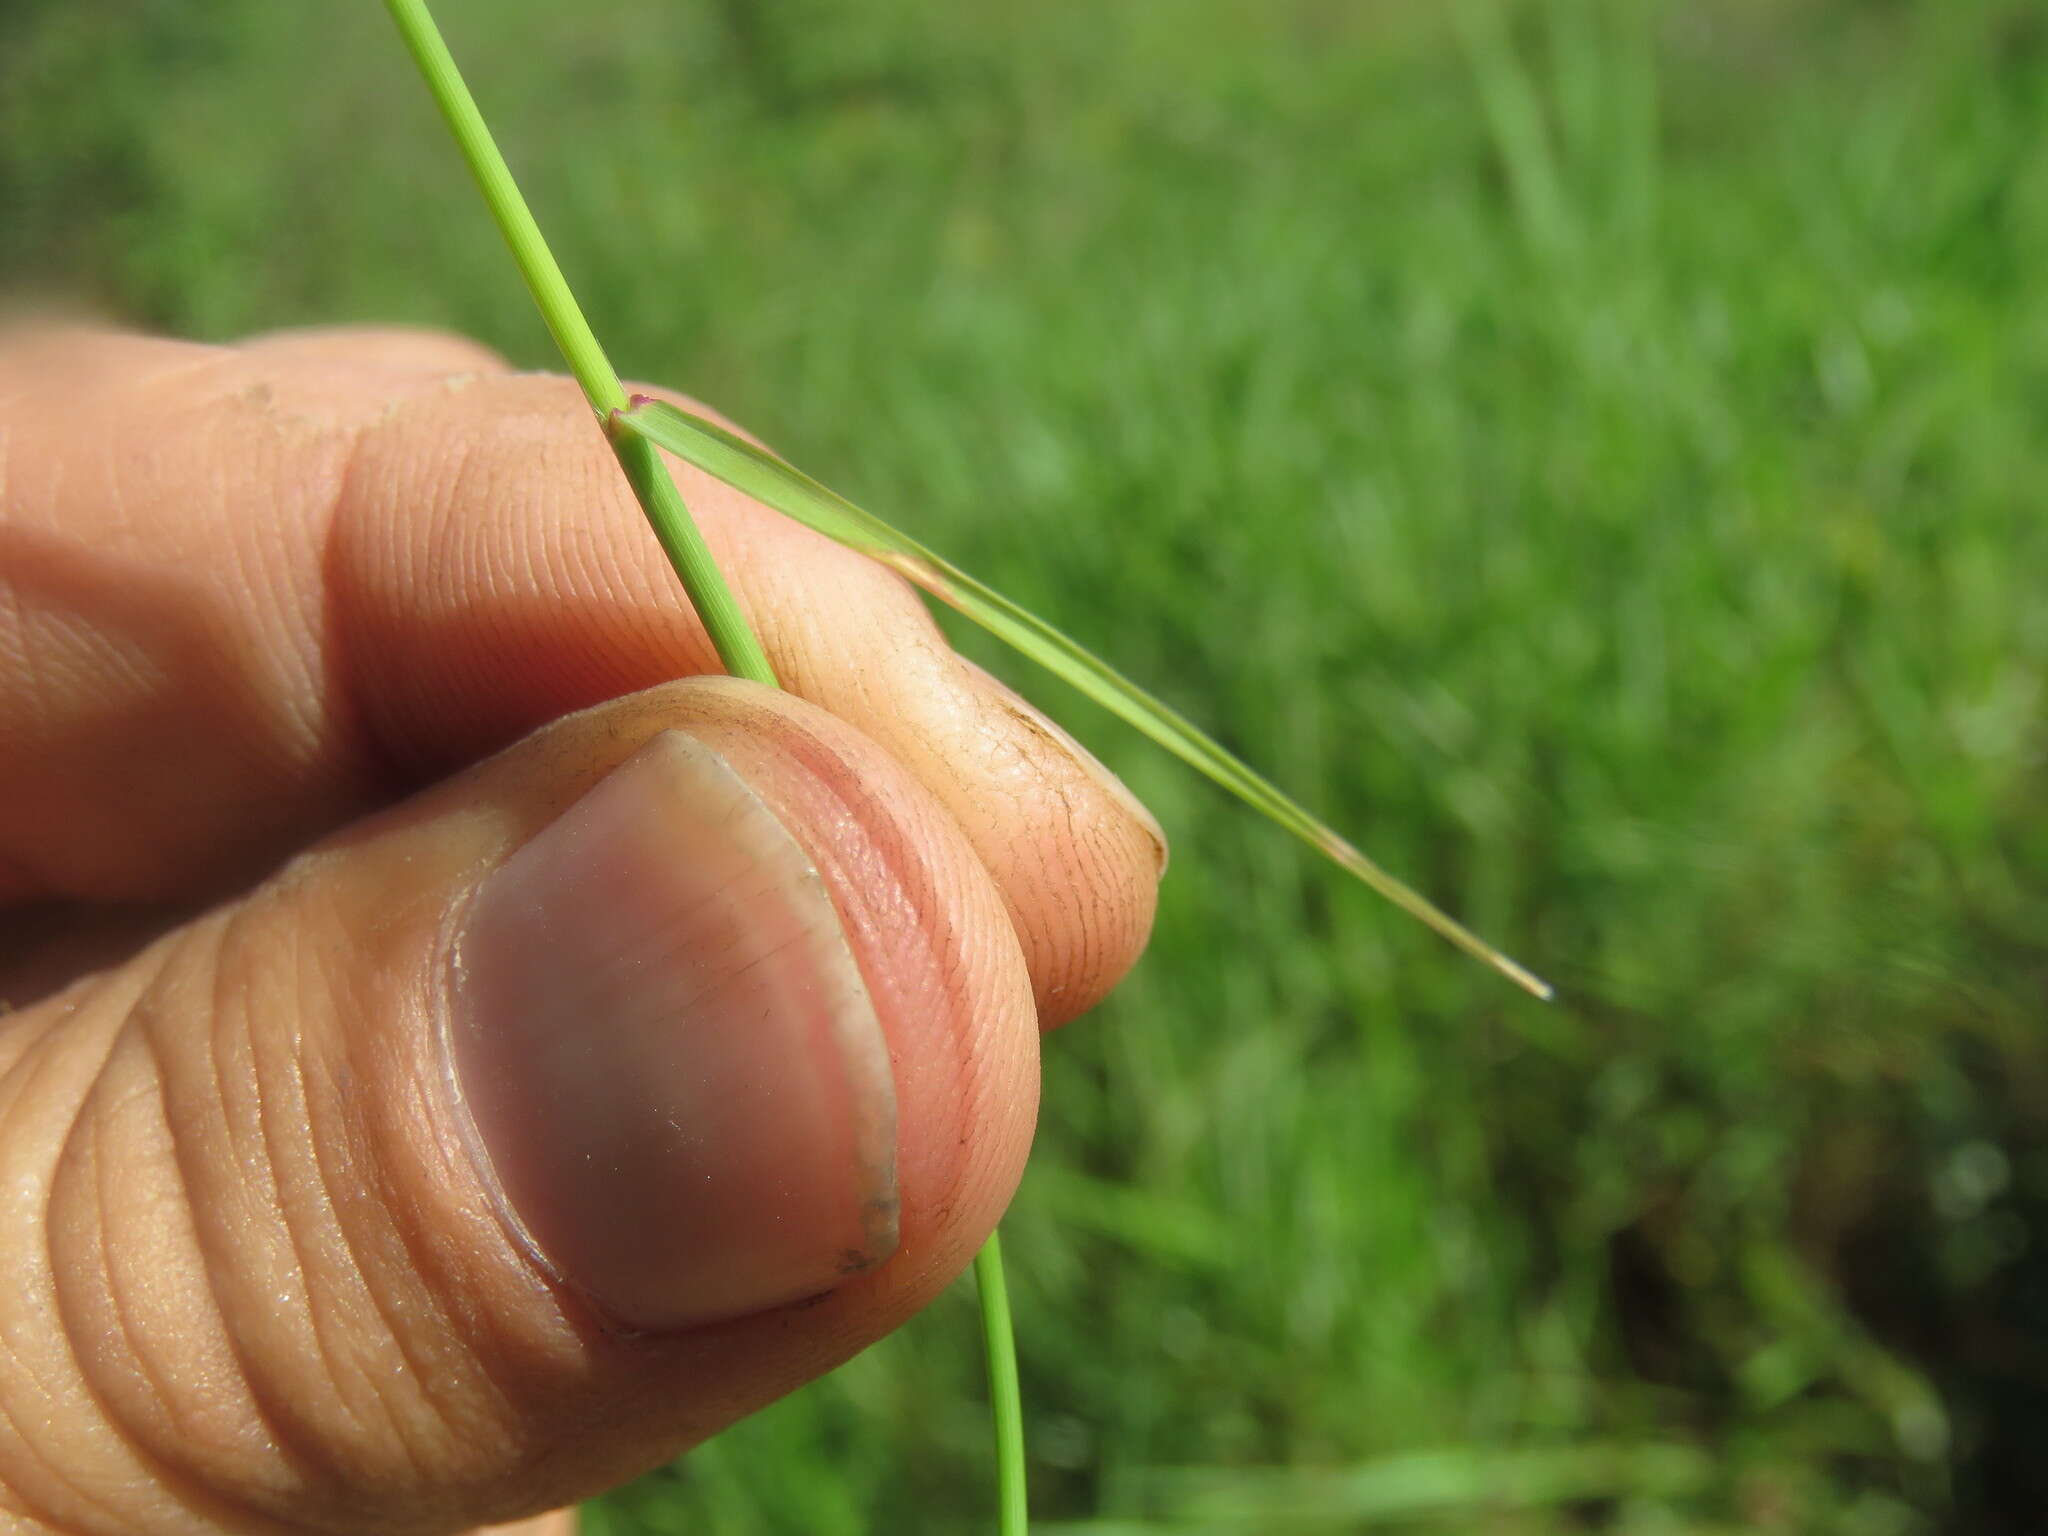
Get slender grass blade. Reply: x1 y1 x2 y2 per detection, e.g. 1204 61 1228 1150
613 397 1552 1000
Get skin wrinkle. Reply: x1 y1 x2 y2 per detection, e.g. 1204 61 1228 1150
232 416 345 780
1 968 169 1534
345 951 547 1512
66 1058 239 1525
256 918 418 1479
0 538 129 867
93 435 129 561
294 952 440 1481
0 1469 33 1524
221 899 454 1513
529 441 617 613
0 1296 133 1534
964 680 1143 1005
211 438 335 798
235 419 354 804
300 1027 446 1461
135 893 516 1535
326 375 503 799
291 914 516 1498
318 402 436 809
0 454 27 680
437 434 575 728
3 615 49 874
0 590 29 715
139 927 337 1507
10 381 385 905
64 1062 281 1536
0 1476 85 1536
4 856 536 1531
83 1077 183 1445
319 1101 493 1476
192 531 315 831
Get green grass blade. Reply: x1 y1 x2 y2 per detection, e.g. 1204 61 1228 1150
382 0 626 415
382 0 775 690
614 397 1553 1001
974 1232 1030 1536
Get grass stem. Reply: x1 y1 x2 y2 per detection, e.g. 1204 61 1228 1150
380 3 1027 1529
975 1231 1030 1536
382 0 624 416
382 0 774 687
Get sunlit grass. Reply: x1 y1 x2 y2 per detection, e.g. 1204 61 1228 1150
10 0 2048 1529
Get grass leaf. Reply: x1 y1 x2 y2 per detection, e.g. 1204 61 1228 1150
613 396 1551 1001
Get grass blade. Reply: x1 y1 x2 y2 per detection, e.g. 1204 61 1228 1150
974 1231 1029 1536
382 0 775 690
613 397 1553 1001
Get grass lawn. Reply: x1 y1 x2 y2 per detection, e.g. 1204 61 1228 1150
6 1 2046 1530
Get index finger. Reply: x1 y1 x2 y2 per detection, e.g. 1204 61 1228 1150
0 325 1164 1022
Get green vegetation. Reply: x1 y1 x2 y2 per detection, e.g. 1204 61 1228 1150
6 1 2045 1530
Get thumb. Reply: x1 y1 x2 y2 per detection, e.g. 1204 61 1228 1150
3 678 1039 1535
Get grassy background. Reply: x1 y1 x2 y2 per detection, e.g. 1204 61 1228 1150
7 1 2047 1530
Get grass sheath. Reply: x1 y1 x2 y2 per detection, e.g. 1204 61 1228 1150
380 0 1031 1526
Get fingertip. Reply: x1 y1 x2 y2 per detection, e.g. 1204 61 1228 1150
922 656 1165 1027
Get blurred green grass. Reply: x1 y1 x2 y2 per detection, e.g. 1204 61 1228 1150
7 0 2047 1530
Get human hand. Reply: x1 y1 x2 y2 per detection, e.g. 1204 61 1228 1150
0 325 1165 1534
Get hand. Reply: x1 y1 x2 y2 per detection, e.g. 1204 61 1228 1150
0 325 1165 1534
